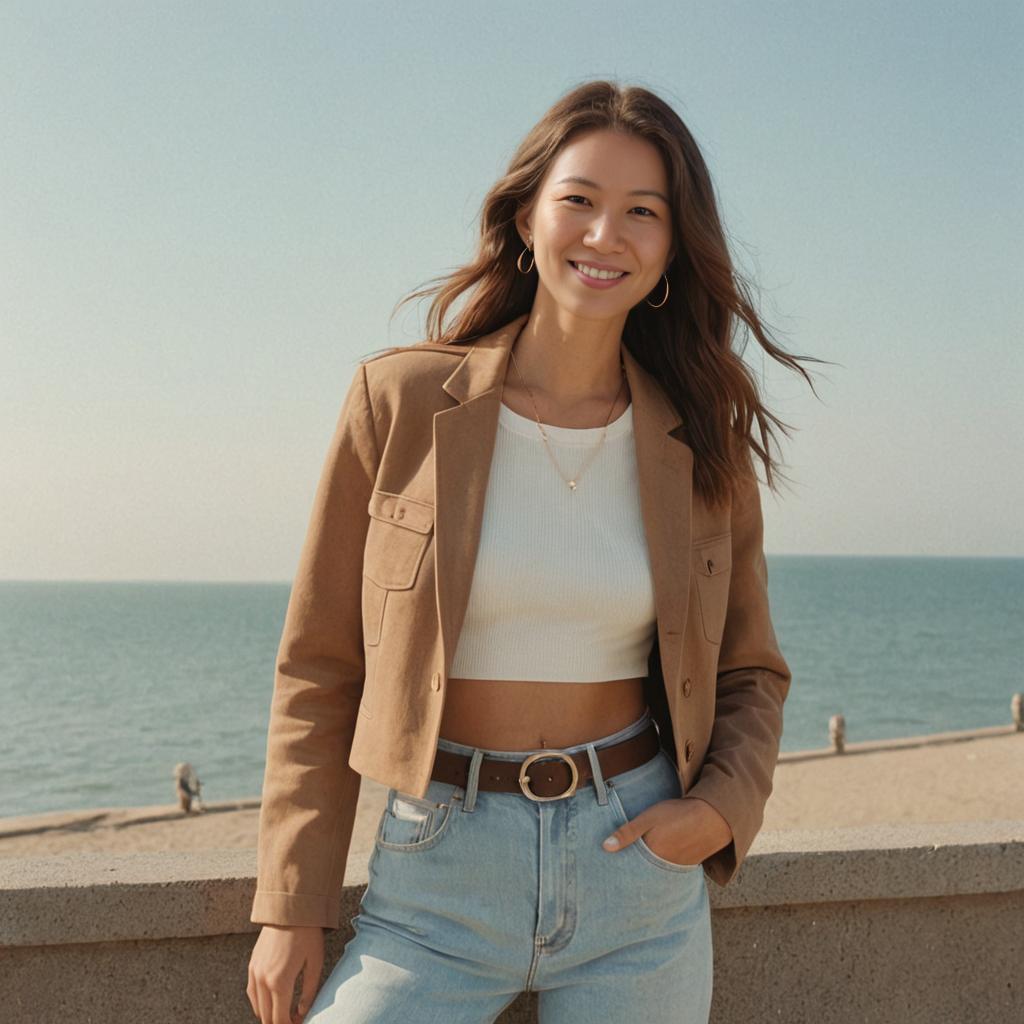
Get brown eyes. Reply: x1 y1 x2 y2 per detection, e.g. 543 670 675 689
562 195 657 217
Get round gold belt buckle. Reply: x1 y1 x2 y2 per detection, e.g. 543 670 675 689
518 751 580 802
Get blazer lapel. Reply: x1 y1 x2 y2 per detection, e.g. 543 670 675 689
433 313 693 689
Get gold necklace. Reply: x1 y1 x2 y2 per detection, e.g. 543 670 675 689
507 347 626 493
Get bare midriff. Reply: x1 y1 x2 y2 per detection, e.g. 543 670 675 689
440 676 649 752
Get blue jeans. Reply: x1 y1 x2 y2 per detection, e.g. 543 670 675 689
306 707 713 1023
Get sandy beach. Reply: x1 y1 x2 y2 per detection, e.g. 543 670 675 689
1 727 1020 861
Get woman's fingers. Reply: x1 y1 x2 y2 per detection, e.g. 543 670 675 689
251 967 292 1024
270 981 291 1024
247 924 325 1024
256 977 274 1024
246 964 260 1019
295 946 324 1021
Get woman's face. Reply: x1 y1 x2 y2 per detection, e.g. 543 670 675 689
517 128 675 321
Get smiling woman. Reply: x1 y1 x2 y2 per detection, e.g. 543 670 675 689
247 78 821 1024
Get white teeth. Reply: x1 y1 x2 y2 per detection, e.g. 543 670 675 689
572 261 626 280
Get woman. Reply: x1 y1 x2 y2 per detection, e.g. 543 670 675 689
247 79 816 1024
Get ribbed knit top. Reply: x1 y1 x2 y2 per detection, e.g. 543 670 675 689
448 399 657 682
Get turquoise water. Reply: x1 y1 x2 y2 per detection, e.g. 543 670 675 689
1 557 1021 818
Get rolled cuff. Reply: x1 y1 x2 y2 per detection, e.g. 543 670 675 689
683 788 743 886
250 889 339 930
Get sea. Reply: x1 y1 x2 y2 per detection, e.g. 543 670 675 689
1 556 1021 818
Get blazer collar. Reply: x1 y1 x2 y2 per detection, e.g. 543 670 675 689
433 312 694 689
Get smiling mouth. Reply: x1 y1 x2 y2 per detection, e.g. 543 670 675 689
568 260 630 279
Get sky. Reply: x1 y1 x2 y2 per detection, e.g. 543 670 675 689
2 1 1022 582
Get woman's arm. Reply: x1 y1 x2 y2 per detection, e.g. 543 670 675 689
250 361 380 929
682 463 792 885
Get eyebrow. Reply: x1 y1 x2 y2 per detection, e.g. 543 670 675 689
554 175 670 206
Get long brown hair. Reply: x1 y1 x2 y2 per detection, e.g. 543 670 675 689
380 79 827 510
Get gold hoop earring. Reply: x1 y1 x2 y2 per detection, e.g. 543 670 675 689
517 245 535 274
645 273 670 308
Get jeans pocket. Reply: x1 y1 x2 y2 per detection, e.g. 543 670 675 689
375 786 457 852
607 755 703 874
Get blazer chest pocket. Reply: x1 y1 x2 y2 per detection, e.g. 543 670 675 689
693 532 732 645
363 488 434 592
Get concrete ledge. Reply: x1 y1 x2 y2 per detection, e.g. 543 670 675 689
1 848 261 947
712 819 1024 907
2 821 1022 1023
4 820 1021 947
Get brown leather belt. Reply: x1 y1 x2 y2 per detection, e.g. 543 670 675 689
430 720 662 802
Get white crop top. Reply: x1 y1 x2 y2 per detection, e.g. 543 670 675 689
448 399 658 682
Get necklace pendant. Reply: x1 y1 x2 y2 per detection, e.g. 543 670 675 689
568 480 577 491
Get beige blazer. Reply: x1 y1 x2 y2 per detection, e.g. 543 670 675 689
251 312 792 930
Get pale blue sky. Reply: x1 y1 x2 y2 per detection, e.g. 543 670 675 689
2 2 1021 581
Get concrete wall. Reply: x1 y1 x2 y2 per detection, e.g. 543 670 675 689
1 821 1021 1023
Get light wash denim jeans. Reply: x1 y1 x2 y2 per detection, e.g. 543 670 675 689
305 707 713 1023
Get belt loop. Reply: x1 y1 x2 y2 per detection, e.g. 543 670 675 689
462 749 483 812
586 742 609 805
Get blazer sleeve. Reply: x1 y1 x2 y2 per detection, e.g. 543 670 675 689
250 362 380 929
682 462 792 886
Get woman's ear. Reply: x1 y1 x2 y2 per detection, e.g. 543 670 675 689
514 205 533 248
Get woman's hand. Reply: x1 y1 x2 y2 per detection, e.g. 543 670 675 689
602 796 732 866
247 924 325 1024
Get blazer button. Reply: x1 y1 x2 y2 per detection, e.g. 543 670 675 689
396 508 405 520
684 739 694 762
682 677 692 698
430 671 441 692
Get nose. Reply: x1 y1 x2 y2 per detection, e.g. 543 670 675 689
582 214 627 253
